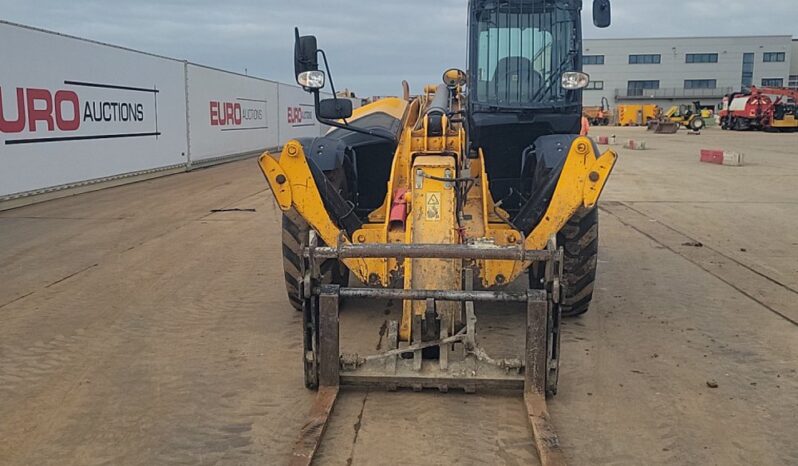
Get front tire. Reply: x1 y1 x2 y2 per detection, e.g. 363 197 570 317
282 210 309 311
557 207 599 317
689 117 705 131
282 211 349 311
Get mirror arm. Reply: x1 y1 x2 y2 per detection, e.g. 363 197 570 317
316 49 346 109
312 91 396 143
316 48 345 125
316 48 352 125
318 49 338 100
311 49 395 143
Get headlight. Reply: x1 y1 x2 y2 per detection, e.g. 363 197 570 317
297 70 325 90
561 72 590 90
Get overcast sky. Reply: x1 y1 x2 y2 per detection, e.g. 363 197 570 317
2 0 796 96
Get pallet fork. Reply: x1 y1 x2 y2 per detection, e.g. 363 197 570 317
289 234 567 466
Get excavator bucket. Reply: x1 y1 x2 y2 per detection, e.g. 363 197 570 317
648 120 679 134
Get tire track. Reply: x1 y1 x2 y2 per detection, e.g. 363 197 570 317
601 201 798 326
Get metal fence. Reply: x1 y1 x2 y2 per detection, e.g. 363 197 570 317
615 87 734 100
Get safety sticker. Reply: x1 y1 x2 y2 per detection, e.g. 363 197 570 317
425 192 441 221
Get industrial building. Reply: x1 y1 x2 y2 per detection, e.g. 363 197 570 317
582 35 798 108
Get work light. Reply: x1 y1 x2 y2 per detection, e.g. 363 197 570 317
297 70 325 90
561 72 590 90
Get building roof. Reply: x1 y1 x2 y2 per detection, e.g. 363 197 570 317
585 35 793 41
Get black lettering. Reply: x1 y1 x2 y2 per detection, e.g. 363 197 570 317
136 104 143 121
83 101 94 121
102 102 111 121
241 108 264 121
120 103 129 121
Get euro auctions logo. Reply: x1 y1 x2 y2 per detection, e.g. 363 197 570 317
0 80 159 145
287 104 315 128
209 98 268 131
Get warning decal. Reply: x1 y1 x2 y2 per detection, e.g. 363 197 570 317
425 192 441 221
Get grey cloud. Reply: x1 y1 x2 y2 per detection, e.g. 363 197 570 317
2 0 795 96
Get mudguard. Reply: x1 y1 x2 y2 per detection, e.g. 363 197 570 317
295 137 350 172
514 134 600 235
294 137 362 236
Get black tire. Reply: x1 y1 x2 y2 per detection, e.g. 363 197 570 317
282 211 350 311
689 117 705 131
557 207 599 317
281 167 351 311
282 210 309 311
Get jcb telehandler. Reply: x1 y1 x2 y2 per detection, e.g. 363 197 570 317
259 1 617 464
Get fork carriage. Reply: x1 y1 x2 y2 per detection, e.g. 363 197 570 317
290 234 567 465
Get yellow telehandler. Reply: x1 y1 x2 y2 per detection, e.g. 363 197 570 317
259 1 617 464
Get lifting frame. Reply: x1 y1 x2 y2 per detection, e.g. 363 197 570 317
289 235 567 466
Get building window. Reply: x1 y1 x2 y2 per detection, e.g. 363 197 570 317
686 53 718 64
789 75 798 90
584 55 605 65
763 52 786 63
627 80 660 96
761 78 784 87
741 53 754 90
585 81 604 90
684 79 717 89
629 54 661 65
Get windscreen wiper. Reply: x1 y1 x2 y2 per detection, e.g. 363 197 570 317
531 50 576 102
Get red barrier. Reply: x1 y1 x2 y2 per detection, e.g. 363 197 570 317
700 150 724 165
700 149 744 166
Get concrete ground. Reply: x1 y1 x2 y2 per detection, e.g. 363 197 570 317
0 127 796 465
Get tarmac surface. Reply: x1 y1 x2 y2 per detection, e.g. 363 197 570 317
1 126 797 465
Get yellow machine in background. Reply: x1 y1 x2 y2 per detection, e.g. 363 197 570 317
664 101 707 131
616 104 659 126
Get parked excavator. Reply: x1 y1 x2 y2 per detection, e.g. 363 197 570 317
258 1 617 464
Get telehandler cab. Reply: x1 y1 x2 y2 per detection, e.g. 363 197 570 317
258 1 617 464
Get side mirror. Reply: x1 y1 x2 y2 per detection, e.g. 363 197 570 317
319 98 353 120
592 0 611 28
294 28 318 81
